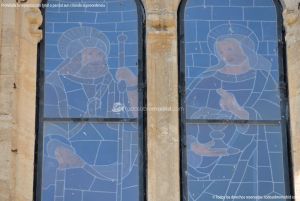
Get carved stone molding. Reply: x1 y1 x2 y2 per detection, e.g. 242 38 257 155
284 8 299 25
283 1 300 45
25 7 43 42
148 14 176 33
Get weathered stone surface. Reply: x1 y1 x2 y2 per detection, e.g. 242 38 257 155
0 1 41 201
282 1 300 197
147 32 180 201
143 0 181 200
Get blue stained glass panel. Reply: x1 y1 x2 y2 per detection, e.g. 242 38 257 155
41 1 143 201
183 0 290 200
42 122 140 201
184 0 281 121
44 0 140 118
186 123 286 200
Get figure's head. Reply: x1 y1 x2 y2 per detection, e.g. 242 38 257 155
206 24 271 72
79 48 108 78
59 47 108 79
216 38 247 66
57 27 111 79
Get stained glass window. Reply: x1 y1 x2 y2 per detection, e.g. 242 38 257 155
36 0 145 201
179 0 292 200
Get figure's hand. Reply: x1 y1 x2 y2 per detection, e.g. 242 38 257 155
191 143 227 157
116 68 137 87
55 146 84 169
216 88 249 119
116 68 138 117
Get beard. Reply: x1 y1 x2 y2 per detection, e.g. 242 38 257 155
59 51 109 79
60 62 108 79
75 62 108 79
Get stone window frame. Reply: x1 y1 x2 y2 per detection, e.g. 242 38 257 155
177 0 295 200
33 0 148 201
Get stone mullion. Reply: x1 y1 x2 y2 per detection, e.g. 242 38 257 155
144 0 181 201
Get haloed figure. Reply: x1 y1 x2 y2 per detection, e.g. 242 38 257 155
186 25 280 195
45 27 138 118
42 27 140 200
217 38 250 74
61 47 109 79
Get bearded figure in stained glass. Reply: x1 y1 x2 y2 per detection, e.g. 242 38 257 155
42 27 140 201
45 26 138 118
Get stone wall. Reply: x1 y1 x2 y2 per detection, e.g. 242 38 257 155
0 0 299 201
0 0 42 200
284 0 300 197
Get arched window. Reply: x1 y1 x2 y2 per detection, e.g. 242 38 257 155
35 1 146 201
179 0 293 200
